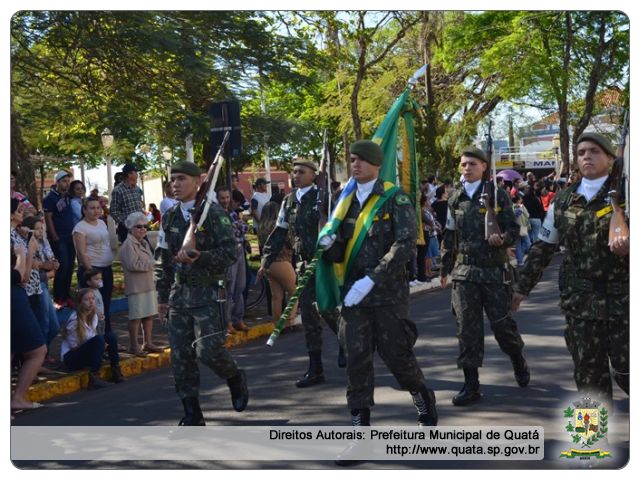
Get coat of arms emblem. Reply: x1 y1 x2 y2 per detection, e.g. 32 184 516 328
560 397 610 458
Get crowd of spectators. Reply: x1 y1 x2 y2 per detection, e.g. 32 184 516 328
10 164 153 410
11 161 573 411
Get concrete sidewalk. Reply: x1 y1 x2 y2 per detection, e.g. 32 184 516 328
22 276 442 403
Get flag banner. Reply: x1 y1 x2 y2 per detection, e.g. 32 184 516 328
316 88 421 311
315 180 398 311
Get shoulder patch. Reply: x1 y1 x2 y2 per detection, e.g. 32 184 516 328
220 216 231 225
396 194 411 206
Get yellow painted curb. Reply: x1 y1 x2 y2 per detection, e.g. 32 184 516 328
224 322 275 348
26 324 275 403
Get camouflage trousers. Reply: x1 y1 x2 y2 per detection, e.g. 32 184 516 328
564 314 629 399
168 304 239 399
299 273 339 353
452 280 524 368
339 303 425 409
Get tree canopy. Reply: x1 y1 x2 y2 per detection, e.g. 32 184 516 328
11 10 629 200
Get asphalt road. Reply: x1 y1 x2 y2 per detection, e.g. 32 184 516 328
12 255 629 469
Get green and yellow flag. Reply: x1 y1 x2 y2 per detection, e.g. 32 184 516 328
315 88 423 312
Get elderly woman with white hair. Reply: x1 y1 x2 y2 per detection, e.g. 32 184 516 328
118 211 163 355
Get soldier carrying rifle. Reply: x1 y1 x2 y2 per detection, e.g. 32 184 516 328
512 131 629 400
260 158 344 388
156 161 248 426
440 146 529 406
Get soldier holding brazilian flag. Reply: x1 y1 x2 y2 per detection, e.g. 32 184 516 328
314 87 438 428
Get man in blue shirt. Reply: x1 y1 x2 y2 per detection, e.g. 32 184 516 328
43 171 76 308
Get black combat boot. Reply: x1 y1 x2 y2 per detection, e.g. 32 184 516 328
179 397 205 426
614 371 629 395
511 352 530 387
335 408 371 466
411 385 438 426
296 351 325 388
337 346 347 368
111 364 125 384
350 407 370 427
87 372 110 390
227 369 249 412
452 368 481 406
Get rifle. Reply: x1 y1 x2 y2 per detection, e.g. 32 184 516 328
181 130 230 256
317 129 331 228
608 110 629 247
481 121 502 240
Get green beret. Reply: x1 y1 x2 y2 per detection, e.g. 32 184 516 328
170 161 202 177
460 146 488 163
350 140 384 166
293 159 318 172
577 132 616 157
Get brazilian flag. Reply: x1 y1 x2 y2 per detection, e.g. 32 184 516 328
315 88 422 311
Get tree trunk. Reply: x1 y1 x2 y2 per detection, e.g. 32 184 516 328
351 64 365 140
424 38 438 174
11 113 39 209
571 13 610 164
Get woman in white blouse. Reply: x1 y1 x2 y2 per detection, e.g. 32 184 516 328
72 198 114 331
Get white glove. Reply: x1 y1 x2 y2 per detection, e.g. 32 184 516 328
318 233 336 250
343 275 375 307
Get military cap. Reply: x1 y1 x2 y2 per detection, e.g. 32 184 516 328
350 140 384 166
576 132 616 158
460 146 488 163
293 159 318 172
170 161 202 177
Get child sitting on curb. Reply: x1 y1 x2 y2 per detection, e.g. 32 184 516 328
60 288 124 389
83 268 106 335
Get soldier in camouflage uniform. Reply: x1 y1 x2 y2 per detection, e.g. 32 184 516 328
322 140 437 429
513 133 629 399
156 161 249 426
440 147 529 406
261 159 343 388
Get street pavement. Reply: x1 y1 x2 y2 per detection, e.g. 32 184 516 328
11 255 630 469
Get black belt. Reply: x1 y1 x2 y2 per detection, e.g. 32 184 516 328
175 272 225 288
456 253 505 268
571 277 628 295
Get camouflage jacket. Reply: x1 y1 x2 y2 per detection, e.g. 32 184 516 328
323 178 416 307
262 186 321 269
155 201 237 308
516 178 629 320
440 183 519 283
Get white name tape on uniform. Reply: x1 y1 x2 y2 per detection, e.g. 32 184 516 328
539 203 559 244
445 208 456 230
275 201 289 229
157 227 168 249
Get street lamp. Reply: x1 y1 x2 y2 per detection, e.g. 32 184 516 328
162 146 173 180
101 128 114 197
552 134 561 177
